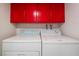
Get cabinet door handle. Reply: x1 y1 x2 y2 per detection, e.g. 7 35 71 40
33 10 40 22
33 11 37 22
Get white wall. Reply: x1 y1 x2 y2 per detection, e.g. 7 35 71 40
61 3 79 39
0 3 16 55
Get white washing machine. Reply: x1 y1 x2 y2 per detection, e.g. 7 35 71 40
41 28 79 56
2 29 41 56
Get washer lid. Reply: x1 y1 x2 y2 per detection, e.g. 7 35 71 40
42 36 79 43
3 35 41 42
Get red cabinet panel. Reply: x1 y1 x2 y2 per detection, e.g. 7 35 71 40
37 4 50 23
11 3 25 23
50 3 65 23
11 3 65 23
55 3 65 23
50 4 56 23
24 4 37 23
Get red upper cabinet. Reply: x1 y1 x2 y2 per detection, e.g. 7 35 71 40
11 3 65 23
37 4 50 23
24 4 37 23
11 3 25 23
50 3 65 23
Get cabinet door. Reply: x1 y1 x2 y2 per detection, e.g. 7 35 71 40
50 4 56 23
11 3 25 23
50 3 65 23
37 4 50 23
25 4 37 23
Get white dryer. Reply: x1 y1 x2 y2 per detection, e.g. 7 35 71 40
41 28 79 56
2 29 41 56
